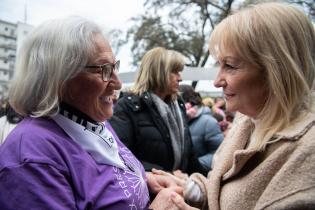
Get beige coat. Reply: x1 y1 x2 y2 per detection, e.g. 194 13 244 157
191 111 315 210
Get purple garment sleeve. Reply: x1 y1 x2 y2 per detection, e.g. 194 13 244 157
0 163 76 210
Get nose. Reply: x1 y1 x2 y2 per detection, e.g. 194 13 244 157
213 68 226 88
108 71 122 90
177 72 182 82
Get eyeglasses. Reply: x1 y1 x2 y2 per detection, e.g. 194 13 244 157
85 60 120 81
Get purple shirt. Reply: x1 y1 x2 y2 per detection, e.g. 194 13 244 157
0 117 150 210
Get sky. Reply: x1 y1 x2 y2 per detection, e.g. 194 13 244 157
0 0 145 72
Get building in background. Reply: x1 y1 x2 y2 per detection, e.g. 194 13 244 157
0 19 33 102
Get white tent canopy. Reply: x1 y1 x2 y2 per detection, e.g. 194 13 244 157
118 66 222 96
118 66 219 83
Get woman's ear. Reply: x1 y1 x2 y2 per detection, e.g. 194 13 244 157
60 80 75 102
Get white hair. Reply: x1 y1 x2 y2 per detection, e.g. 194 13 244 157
9 16 105 117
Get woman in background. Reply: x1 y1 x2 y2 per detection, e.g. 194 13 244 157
110 47 203 175
179 84 223 174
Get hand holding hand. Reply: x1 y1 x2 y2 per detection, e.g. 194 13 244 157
146 171 181 194
151 168 187 187
149 187 183 210
171 192 200 210
173 169 189 180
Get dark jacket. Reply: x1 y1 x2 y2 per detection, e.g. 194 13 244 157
109 91 204 175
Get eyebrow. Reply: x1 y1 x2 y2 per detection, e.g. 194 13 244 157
222 56 242 64
93 59 114 64
223 56 237 60
93 55 116 64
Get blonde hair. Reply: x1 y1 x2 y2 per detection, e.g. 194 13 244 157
9 17 104 117
209 3 315 150
131 47 185 100
202 97 214 108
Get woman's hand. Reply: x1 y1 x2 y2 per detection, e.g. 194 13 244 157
151 168 187 187
150 189 199 210
173 169 189 180
146 171 181 194
171 192 200 210
149 187 183 210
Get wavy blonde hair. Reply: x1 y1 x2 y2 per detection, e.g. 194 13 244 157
209 3 315 150
131 47 185 100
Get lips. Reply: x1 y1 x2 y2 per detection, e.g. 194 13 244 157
100 96 112 103
224 93 235 100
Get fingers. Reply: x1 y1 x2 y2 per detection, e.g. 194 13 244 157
146 172 163 194
173 170 189 180
147 172 178 194
151 168 188 188
152 168 170 176
171 192 199 210
150 188 182 210
171 186 184 196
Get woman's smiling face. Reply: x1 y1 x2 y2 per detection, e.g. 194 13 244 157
213 53 268 118
62 34 121 122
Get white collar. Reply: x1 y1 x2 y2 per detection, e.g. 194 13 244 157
52 113 125 169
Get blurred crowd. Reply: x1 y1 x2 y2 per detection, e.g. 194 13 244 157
0 99 23 144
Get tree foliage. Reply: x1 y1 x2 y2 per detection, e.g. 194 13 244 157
126 0 237 67
242 0 314 21
113 0 314 68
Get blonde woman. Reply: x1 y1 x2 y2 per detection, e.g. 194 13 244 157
150 3 315 210
109 47 204 176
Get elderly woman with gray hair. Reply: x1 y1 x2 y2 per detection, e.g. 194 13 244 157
0 16 160 210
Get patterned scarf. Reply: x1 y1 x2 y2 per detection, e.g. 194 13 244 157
52 102 125 169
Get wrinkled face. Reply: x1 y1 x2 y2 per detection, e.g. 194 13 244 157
167 71 182 95
213 53 268 118
62 34 122 122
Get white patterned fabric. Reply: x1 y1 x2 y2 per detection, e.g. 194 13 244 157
52 114 125 169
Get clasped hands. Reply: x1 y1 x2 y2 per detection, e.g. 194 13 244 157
147 169 199 210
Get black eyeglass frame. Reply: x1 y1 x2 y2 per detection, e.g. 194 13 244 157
85 60 120 81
